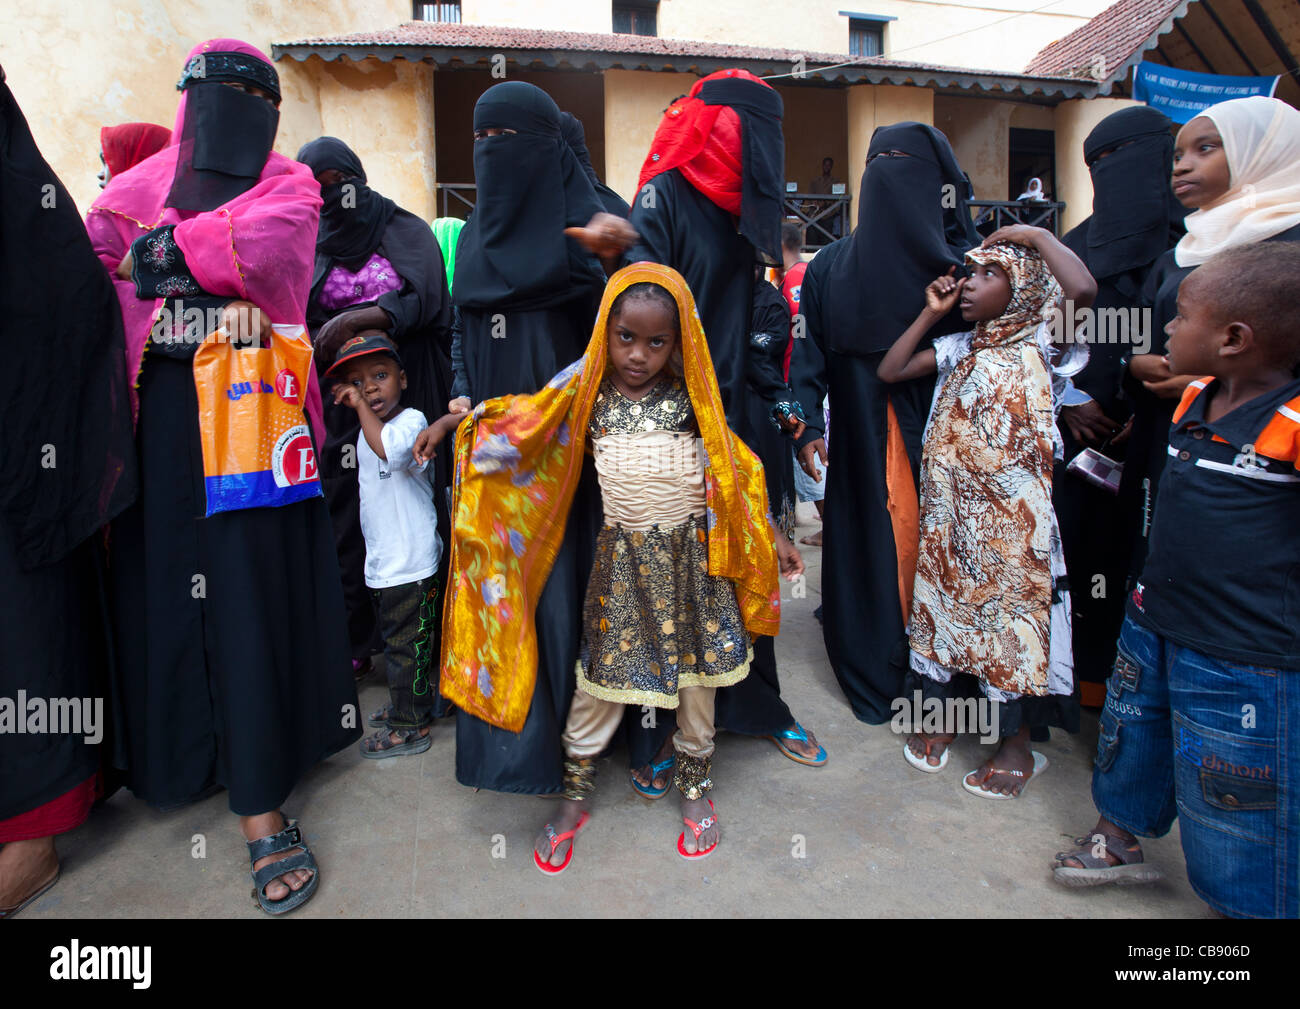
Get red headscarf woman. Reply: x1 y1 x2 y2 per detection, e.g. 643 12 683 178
625 68 827 783
97 122 171 188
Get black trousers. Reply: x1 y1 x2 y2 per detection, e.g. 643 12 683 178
372 575 441 730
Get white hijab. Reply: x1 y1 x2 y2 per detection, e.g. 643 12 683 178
1175 96 1300 267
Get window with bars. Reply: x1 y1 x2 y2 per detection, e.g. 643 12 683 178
613 2 658 36
414 2 461 22
849 19 883 57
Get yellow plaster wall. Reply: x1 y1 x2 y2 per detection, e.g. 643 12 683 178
1053 96 1138 232
307 57 438 221
603 69 699 203
0 0 410 216
843 84 933 222
464 0 610 33
656 0 1113 73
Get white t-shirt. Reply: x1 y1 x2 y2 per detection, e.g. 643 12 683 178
357 406 442 589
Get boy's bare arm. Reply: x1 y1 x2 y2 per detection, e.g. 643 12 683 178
334 383 388 460
412 409 469 465
878 270 959 383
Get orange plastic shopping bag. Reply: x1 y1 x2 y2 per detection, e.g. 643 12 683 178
192 324 322 516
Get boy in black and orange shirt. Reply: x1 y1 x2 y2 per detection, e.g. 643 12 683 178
1055 242 1300 918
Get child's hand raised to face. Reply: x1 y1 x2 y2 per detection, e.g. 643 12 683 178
333 383 364 411
925 267 966 315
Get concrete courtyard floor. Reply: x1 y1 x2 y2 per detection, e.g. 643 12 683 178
25 503 1209 919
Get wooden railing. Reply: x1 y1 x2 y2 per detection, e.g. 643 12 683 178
434 183 477 219
782 193 852 250
968 200 1066 236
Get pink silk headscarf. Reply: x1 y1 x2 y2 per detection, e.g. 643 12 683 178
86 38 325 441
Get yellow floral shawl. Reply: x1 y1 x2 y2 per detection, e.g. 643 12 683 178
441 262 781 732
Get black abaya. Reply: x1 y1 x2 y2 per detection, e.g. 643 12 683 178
0 74 136 824
792 243 931 722
448 82 607 794
789 124 976 725
109 355 359 814
454 303 601 793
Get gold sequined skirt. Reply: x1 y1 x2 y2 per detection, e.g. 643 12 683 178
578 514 751 708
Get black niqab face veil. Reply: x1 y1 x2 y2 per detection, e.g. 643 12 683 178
167 59 279 213
453 82 603 311
698 77 785 265
297 136 397 264
1078 106 1183 280
824 122 978 355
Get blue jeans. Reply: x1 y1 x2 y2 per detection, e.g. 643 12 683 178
1092 615 1298 918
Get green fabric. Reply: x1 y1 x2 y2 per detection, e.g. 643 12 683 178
431 217 465 294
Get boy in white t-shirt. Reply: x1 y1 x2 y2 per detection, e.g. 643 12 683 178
326 332 465 759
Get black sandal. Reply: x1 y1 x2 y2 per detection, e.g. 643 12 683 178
359 726 432 760
367 703 394 728
247 817 319 915
1053 832 1163 887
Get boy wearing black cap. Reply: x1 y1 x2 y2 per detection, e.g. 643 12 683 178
327 331 466 758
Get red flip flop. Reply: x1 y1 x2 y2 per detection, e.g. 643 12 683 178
533 811 590 876
677 799 718 860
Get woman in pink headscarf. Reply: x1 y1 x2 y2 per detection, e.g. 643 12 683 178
86 39 358 916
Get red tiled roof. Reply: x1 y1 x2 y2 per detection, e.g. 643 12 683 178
275 21 1092 91
281 21 852 63
1025 0 1187 80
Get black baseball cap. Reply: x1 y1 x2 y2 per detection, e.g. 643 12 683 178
324 332 403 379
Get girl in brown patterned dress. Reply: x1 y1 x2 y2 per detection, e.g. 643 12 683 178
878 225 1096 799
531 268 804 873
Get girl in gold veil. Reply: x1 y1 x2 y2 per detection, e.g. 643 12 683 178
425 262 802 868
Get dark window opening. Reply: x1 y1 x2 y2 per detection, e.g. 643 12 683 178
614 1 658 36
1008 127 1056 203
414 3 461 22
849 19 883 57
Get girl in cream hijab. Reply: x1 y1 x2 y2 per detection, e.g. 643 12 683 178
1175 95 1300 267
1120 95 1300 581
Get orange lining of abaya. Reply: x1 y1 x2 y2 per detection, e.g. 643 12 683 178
885 398 919 628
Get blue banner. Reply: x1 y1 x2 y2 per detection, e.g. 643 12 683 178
1132 62 1279 123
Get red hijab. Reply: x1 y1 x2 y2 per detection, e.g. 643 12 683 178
99 123 171 178
637 70 772 216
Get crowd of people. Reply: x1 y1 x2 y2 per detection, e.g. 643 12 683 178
1 37 1298 919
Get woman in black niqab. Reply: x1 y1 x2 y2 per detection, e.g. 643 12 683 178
790 122 978 724
453 82 604 321
1057 107 1182 701
449 81 612 794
